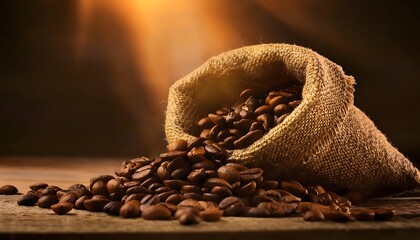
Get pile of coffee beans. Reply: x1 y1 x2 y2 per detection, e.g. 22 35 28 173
10 137 394 224
196 86 302 149
5 86 395 224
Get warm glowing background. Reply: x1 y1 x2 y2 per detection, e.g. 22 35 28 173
0 0 419 163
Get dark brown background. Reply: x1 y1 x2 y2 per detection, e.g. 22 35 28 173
0 0 419 165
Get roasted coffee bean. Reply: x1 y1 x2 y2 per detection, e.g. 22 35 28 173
104 201 124 216
74 196 90 209
234 181 257 197
140 176 160 189
211 186 233 198
179 211 201 225
306 186 318 195
166 194 183 205
374 208 395 221
233 130 264 149
91 181 108 196
158 191 178 202
244 207 271 218
314 185 326 194
282 194 301 203
273 104 291 116
50 202 73 215
17 195 39 206
181 185 203 195
157 164 171 181
207 114 226 126
29 183 48 191
217 166 241 184
125 193 146 202
307 193 322 204
204 178 232 190
264 190 282 202
240 168 263 183
204 143 228 160
142 205 172 220
132 165 156 181
160 150 188 161
120 201 141 218
37 195 59 208
350 208 375 221
303 209 325 221
276 113 290 124
202 193 222 203
256 114 274 131
219 197 245 216
240 89 259 99
200 207 223 222
186 137 205 150
178 199 202 210
167 139 188 152
59 192 78 204
0 185 18 195
225 163 249 171
323 209 354 222
174 207 200 219
83 198 110 212
197 117 214 129
140 194 160 205
126 186 151 195
259 180 278 190
280 181 308 198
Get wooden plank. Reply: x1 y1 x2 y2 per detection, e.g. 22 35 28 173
1 157 420 240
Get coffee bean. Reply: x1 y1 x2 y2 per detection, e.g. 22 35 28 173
318 193 333 205
233 130 264 148
211 186 233 198
166 194 183 205
280 181 308 198
259 180 278 190
126 186 151 195
37 195 59 208
89 175 114 190
142 205 172 220
0 185 18 195
140 194 160 205
17 195 39 206
178 211 201 225
175 207 199 219
217 166 241 184
199 207 223 222
219 197 245 216
104 201 123 216
120 201 141 218
29 183 48 191
83 198 110 212
202 193 222 203
163 180 189 190
187 169 207 185
74 196 90 209
244 207 271 217
178 199 202 210
204 143 227 160
240 168 263 183
167 139 188 152
132 165 156 181
374 208 395 221
59 192 78 204
204 178 232 190
350 208 375 221
303 209 325 221
234 181 256 197
50 202 73 215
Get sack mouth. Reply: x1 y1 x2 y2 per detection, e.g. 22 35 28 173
166 43 355 166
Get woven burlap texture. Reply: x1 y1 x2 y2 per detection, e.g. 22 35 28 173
165 44 420 197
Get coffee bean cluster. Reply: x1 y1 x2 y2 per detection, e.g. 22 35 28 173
196 86 303 149
13 138 394 224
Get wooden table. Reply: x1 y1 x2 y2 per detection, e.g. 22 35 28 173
1 157 420 240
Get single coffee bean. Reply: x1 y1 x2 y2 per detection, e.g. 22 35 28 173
166 194 183 205
158 191 178 202
219 197 245 216
29 183 48 191
163 180 190 190
307 193 322 204
179 211 201 225
197 117 214 129
17 195 39 206
202 193 222 203
167 139 188 152
132 165 156 181
350 208 375 221
240 168 263 183
258 180 278 190
318 192 333 205
280 181 308 198
178 199 202 210
217 166 241 184
37 195 59 208
104 201 124 216
264 190 282 202
181 185 203 195
0 185 18 195
142 205 172 220
273 104 291 116
233 130 264 149
140 194 160 205
204 178 232 190
89 175 114 190
83 198 110 212
208 113 226 126
204 143 228 160
59 192 78 204
74 196 90 209
200 207 223 222
374 208 395 221
120 201 141 218
126 186 151 195
244 207 271 218
303 209 325 221
234 181 257 197
211 186 233 198
50 202 73 215
140 176 160 189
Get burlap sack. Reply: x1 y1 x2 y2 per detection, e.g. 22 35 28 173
165 43 420 197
